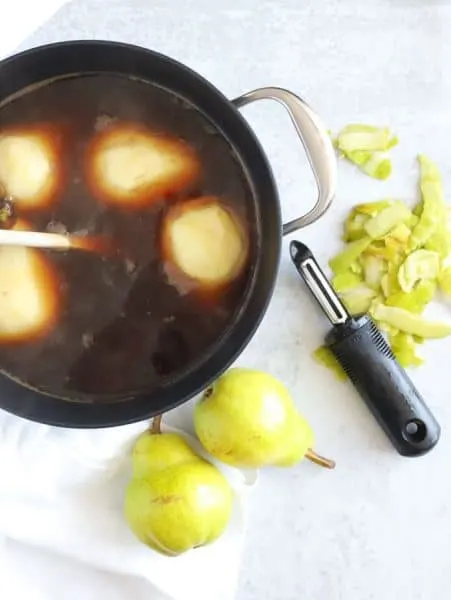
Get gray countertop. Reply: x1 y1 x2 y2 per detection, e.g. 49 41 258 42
16 1 451 599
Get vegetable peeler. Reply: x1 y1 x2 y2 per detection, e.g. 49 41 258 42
290 240 441 457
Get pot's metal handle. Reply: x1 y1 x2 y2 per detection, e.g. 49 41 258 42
232 87 337 235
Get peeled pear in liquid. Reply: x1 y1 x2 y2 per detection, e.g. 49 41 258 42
0 220 61 342
0 129 61 209
162 196 248 289
86 123 200 207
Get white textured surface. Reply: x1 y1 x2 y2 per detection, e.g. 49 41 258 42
6 0 451 599
0 0 68 58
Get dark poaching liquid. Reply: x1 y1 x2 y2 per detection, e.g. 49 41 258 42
0 74 255 400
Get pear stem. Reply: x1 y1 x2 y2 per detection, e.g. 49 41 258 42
151 414 163 435
305 449 336 469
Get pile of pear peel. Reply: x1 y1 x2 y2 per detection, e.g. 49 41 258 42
317 124 451 376
125 367 335 557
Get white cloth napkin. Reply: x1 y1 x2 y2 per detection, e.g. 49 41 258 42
0 409 257 600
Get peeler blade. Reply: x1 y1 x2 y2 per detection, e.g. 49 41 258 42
290 240 350 326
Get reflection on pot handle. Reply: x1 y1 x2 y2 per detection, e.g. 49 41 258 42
232 87 337 236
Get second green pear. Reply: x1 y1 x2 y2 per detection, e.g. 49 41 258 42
125 430 233 556
194 368 334 469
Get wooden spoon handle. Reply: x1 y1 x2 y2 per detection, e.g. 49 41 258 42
0 229 72 250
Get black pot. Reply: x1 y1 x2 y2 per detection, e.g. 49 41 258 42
0 40 336 428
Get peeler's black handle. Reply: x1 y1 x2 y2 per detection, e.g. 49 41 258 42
326 315 441 456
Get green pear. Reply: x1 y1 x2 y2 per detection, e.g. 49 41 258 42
131 430 199 478
125 425 233 556
194 368 335 469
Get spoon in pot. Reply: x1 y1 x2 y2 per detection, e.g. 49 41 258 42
0 195 114 255
0 228 115 254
